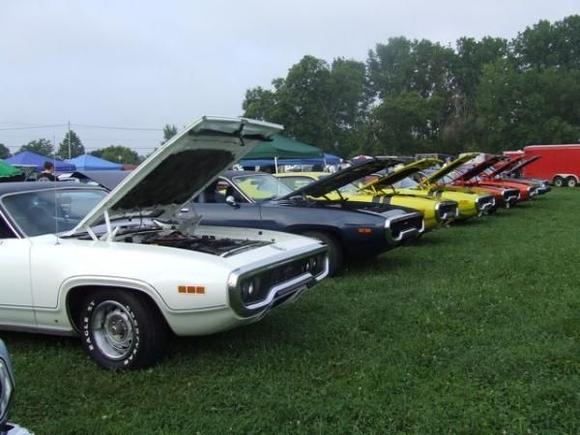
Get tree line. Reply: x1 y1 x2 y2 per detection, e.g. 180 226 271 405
0 124 179 164
3 16 577 163
243 15 580 157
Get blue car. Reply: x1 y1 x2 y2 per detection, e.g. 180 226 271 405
191 159 425 275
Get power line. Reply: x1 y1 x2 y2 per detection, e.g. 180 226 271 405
0 124 67 131
71 123 163 132
0 122 164 132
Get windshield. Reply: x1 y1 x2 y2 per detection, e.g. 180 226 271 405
277 176 318 191
232 174 292 201
393 177 419 188
2 189 107 236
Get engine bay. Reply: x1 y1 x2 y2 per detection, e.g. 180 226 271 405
124 230 272 257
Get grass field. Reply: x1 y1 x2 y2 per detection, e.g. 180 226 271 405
5 189 580 434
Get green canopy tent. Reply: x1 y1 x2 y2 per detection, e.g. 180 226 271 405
0 160 23 180
242 134 323 172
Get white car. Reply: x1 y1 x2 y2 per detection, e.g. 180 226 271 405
0 117 328 370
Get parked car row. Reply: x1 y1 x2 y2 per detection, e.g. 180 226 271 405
0 117 551 374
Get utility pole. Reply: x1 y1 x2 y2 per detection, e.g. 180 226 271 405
67 121 71 159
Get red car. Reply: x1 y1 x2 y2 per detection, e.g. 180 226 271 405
451 156 538 201
421 153 520 208
488 156 551 194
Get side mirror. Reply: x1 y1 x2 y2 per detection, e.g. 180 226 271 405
225 195 239 208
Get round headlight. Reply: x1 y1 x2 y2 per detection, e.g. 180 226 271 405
241 281 252 300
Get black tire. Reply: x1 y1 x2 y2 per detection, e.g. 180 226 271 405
566 177 577 188
302 231 343 277
553 176 564 187
79 290 169 370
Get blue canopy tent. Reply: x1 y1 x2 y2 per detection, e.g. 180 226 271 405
5 151 76 172
66 154 123 171
240 153 342 169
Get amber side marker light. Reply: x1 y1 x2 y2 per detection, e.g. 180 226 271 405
178 286 206 294
357 227 373 234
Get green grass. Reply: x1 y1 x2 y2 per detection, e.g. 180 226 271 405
5 189 580 434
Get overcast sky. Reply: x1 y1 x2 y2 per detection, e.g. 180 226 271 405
1 0 578 155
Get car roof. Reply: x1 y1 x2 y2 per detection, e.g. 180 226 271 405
0 181 105 196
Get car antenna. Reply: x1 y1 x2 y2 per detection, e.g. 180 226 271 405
52 133 61 245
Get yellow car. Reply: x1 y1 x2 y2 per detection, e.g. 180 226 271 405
373 158 497 219
276 169 458 230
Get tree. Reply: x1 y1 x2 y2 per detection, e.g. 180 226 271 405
454 36 508 101
475 60 580 152
240 14 580 158
512 15 580 71
161 124 178 144
371 91 446 155
242 55 370 156
57 130 85 159
91 146 140 165
0 144 10 159
20 138 54 156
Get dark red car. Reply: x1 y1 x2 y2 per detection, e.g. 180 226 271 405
421 153 520 208
494 156 551 194
450 156 538 201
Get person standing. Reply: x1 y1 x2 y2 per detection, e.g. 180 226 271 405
37 161 56 182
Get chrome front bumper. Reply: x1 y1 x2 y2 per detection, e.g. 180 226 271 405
227 246 329 317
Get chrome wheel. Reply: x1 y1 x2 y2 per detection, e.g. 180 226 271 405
91 300 135 360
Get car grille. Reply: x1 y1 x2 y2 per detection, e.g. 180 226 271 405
476 195 495 211
238 251 327 307
503 188 519 203
389 214 423 241
436 201 458 221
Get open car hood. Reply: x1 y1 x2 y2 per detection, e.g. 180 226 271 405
360 158 440 190
279 158 400 199
423 152 479 184
454 156 503 182
72 117 282 233
488 156 524 177
506 155 541 175
66 170 131 190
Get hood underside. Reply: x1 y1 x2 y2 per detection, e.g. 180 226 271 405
423 153 479 184
506 156 541 175
280 158 400 199
488 156 524 177
455 156 503 182
362 158 440 190
72 117 283 233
